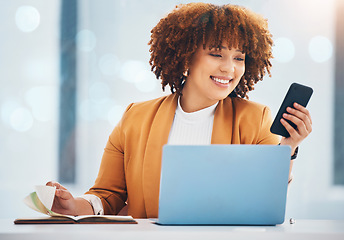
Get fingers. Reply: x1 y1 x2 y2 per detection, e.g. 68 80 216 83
291 102 312 128
46 181 67 190
280 118 298 135
46 181 53 186
282 112 309 137
56 188 73 200
46 181 75 215
280 102 312 150
285 108 311 132
294 102 312 124
46 181 72 200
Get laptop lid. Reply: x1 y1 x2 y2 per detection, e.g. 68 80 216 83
157 144 291 225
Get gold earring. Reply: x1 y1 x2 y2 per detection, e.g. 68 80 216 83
183 69 189 77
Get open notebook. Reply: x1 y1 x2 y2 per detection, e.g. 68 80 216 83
14 185 136 224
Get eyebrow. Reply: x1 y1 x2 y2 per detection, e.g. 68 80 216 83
209 45 244 53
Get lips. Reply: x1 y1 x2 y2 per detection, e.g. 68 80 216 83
210 76 232 84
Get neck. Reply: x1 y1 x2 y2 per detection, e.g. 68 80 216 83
179 93 219 113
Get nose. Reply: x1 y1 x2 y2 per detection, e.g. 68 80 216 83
220 58 235 74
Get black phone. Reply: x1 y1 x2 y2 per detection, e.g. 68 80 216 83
270 83 313 137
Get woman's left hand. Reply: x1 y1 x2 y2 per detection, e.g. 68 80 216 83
279 102 312 155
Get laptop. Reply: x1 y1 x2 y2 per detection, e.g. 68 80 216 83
156 144 291 225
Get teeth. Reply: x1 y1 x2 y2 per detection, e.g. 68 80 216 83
212 77 230 84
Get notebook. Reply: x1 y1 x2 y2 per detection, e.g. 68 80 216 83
156 144 291 225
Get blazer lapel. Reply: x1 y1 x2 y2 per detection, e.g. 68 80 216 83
211 97 234 144
142 94 178 217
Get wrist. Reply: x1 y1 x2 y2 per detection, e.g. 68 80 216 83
68 198 79 216
74 197 94 216
291 146 299 160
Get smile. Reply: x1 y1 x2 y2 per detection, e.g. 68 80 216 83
210 76 232 84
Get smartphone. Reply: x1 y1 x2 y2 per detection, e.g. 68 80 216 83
270 83 313 137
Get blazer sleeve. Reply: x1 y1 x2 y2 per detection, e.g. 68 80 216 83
256 106 280 145
84 103 134 215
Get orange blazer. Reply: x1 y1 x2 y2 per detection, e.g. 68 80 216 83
85 93 279 218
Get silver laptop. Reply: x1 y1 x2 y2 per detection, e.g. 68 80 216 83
156 144 291 225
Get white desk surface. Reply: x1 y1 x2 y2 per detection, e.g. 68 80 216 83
1 219 344 240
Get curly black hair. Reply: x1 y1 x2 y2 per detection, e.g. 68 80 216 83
148 2 273 99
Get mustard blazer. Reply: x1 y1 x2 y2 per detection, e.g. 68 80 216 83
85 93 279 218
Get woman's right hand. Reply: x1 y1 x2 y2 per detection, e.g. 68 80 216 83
46 181 76 216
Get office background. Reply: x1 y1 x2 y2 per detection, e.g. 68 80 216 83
0 0 343 220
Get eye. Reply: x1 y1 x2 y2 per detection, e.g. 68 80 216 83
234 57 245 61
210 53 222 58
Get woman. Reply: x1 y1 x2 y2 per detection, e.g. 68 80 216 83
47 2 312 218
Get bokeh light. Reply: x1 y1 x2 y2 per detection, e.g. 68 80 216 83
76 29 97 52
308 36 333 63
273 37 295 63
134 70 157 92
9 107 34 132
120 60 146 83
98 54 121 76
1 100 20 125
15 5 40 32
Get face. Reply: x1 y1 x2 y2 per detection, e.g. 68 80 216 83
181 44 245 112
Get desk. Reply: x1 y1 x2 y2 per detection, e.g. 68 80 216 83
1 219 344 240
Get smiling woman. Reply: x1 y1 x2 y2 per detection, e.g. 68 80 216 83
45 2 312 219
1 0 341 223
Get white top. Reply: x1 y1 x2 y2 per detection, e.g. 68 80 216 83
80 97 218 215
168 97 218 145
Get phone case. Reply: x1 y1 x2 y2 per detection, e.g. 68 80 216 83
270 83 313 137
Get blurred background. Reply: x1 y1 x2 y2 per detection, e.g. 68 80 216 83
1 0 343 220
